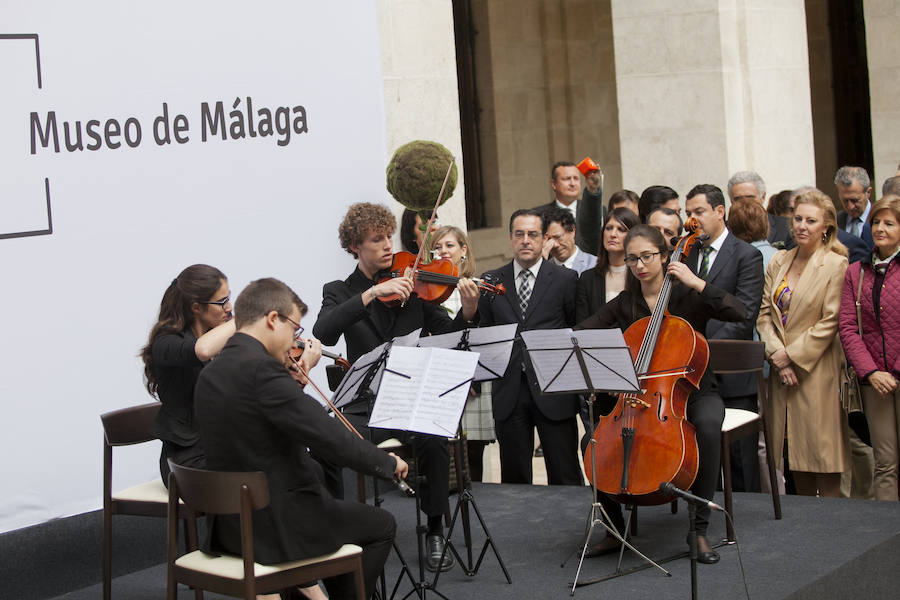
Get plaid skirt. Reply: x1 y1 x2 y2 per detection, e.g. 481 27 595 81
461 382 496 441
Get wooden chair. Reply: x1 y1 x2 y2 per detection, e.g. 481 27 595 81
101 402 198 600
707 339 783 542
167 461 365 600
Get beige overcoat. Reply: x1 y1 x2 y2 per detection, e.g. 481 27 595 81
756 247 849 473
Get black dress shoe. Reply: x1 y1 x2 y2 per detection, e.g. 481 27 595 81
583 534 622 558
425 534 454 572
534 445 544 457
689 534 720 565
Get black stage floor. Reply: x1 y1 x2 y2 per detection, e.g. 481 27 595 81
56 483 900 600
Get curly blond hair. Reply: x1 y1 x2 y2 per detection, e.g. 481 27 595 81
338 203 396 258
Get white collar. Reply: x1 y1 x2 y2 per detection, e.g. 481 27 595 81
514 257 542 281
555 198 577 215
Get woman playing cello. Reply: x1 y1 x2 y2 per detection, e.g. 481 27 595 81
578 225 746 563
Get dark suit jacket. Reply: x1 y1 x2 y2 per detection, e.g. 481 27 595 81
837 210 875 252
836 228 870 264
767 213 792 247
313 267 472 364
194 333 395 564
477 260 579 422
535 187 606 256
687 231 764 398
575 266 607 324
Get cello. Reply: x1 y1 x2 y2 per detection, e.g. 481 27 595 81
584 220 707 506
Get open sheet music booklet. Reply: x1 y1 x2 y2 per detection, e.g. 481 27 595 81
369 346 479 437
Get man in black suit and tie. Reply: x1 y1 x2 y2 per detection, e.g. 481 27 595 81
835 166 875 251
194 277 408 600
313 202 479 572
726 171 792 247
685 184 764 492
534 161 605 255
478 208 583 485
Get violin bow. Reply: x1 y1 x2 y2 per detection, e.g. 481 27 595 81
404 156 456 307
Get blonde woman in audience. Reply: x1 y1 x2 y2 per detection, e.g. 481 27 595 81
757 189 850 497
839 195 900 501
432 225 495 481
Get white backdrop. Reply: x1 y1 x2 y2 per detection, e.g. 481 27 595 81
0 2 389 532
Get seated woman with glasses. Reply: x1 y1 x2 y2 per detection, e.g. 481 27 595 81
140 264 235 484
577 226 745 564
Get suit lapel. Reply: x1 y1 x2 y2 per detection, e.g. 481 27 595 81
783 247 825 332
348 270 390 340
524 261 553 322
705 233 735 284
499 263 523 323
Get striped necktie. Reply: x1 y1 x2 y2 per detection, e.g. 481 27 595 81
517 269 533 317
698 246 714 279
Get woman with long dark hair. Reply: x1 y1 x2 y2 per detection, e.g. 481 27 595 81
141 264 235 483
578 225 745 563
575 207 641 322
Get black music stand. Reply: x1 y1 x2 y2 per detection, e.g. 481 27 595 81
346 343 478 600
520 328 671 595
333 332 421 600
417 324 517 586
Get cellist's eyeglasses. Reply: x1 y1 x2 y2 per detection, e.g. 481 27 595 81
278 314 304 339
624 252 661 266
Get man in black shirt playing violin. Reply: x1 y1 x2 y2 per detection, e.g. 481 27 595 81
313 202 479 572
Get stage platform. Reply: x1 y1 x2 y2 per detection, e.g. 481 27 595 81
46 483 900 599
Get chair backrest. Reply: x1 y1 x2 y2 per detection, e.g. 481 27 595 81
706 340 766 374
168 461 270 515
101 402 161 446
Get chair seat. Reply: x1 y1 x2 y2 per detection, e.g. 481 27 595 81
377 438 405 450
112 479 182 504
722 408 759 433
175 544 363 579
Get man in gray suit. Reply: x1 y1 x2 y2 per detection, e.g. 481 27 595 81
542 206 597 275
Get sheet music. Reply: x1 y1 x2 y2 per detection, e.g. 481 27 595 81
521 328 639 394
370 346 478 436
417 323 517 381
331 329 423 408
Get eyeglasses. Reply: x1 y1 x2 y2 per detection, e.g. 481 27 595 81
278 314 304 339
201 295 230 308
624 251 662 266
513 231 542 240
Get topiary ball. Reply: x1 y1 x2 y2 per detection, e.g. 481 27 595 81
386 140 457 212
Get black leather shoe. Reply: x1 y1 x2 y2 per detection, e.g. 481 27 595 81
425 534 454 572
583 534 622 558
690 534 720 565
534 445 544 457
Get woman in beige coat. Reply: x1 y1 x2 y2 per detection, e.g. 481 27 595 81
757 189 850 497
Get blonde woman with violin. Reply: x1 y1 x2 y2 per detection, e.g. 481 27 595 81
757 189 849 498
313 202 479 572
432 225 496 482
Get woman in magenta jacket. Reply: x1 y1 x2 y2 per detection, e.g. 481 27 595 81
839 194 900 501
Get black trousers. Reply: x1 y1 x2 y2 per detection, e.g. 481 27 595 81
346 413 450 519
322 499 396 600
589 388 724 537
159 440 205 485
495 372 583 485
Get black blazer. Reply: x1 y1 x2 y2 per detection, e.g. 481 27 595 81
477 260 579 422
575 266 607 324
535 187 606 256
194 333 396 564
686 231 764 397
836 228 871 264
313 267 471 364
837 210 875 253
767 213 792 247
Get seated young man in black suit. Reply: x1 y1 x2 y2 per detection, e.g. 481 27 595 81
194 277 408 600
313 202 479 572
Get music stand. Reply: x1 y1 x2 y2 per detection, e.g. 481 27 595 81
332 331 422 600
520 328 671 595
350 344 478 600
417 324 517 585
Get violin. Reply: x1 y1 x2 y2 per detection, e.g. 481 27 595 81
584 219 707 505
377 251 506 306
286 349 415 497
289 340 350 372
